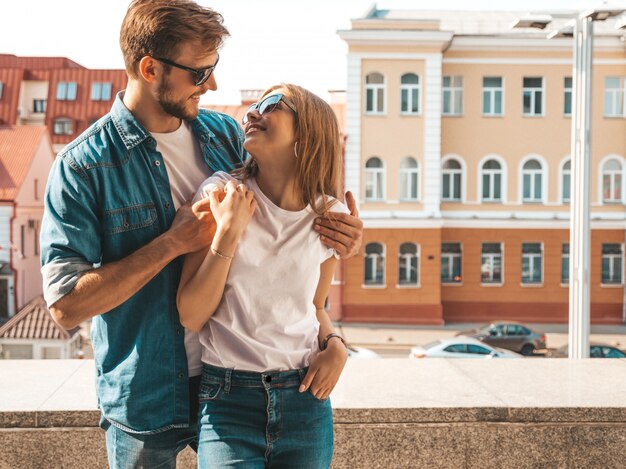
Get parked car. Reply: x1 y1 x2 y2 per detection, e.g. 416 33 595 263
408 337 522 359
456 321 546 356
549 343 626 358
347 345 381 359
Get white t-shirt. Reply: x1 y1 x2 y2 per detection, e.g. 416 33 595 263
152 120 209 378
193 171 349 372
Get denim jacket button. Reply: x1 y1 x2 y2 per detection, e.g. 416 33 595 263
155 160 161 167
178 372 184 379
165 202 171 209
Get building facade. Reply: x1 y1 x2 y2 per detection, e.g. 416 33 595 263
338 8 626 324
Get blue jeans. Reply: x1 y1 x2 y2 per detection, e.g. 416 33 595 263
101 376 200 469
197 364 334 468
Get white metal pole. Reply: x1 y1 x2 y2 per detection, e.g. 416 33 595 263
568 16 593 359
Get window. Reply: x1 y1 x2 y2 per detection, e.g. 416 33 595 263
482 77 503 116
398 243 419 286
33 220 39 256
562 160 571 203
602 158 623 203
602 243 623 285
33 99 46 113
443 76 463 115
481 243 502 284
0 81 4 100
522 243 543 285
365 73 385 114
399 157 419 201
364 157 385 201
604 77 625 117
20 225 25 258
53 118 73 136
562 243 569 285
481 159 502 202
442 159 462 201
364 242 385 285
523 77 543 116
467 344 491 355
564 77 572 116
400 73 420 114
91 82 112 101
56 82 77 101
522 159 543 202
441 243 462 284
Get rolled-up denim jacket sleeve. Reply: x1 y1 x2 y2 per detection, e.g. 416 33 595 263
40 155 101 307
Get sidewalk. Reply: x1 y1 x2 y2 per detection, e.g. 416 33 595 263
336 321 626 350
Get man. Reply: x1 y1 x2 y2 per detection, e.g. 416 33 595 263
40 0 363 467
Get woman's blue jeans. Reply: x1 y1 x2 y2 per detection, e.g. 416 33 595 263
197 364 334 468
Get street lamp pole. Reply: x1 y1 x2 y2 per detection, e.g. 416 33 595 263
568 16 594 359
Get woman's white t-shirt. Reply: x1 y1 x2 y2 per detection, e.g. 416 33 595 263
193 171 348 372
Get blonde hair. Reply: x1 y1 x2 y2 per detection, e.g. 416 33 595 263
236 84 343 215
120 0 229 78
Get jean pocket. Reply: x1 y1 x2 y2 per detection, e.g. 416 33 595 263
199 380 223 402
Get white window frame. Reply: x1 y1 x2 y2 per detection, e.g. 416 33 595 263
604 76 625 118
364 157 385 202
519 155 548 204
399 157 419 201
364 242 386 287
365 72 386 115
601 243 624 286
482 76 504 116
441 242 462 284
400 73 420 115
559 157 571 204
600 156 624 204
522 77 544 117
564 77 572 116
442 75 463 116
441 155 465 202
478 155 507 203
53 117 73 136
91 82 112 101
56 81 77 101
398 242 420 287
481 242 503 285
521 242 543 286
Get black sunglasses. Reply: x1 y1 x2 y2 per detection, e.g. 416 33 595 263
153 54 219 87
242 93 297 125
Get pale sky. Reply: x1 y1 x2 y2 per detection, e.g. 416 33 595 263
0 0 606 104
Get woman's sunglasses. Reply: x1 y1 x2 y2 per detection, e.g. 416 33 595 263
153 54 219 87
242 94 297 125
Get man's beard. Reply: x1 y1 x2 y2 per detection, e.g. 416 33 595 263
157 77 199 120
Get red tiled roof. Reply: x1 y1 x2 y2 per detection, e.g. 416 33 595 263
0 296 80 340
0 54 84 69
0 125 49 201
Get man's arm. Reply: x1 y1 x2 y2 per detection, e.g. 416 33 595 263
315 191 363 259
49 199 215 330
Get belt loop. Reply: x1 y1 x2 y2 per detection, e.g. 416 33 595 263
224 369 232 394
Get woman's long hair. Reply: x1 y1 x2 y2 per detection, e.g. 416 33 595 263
234 83 342 215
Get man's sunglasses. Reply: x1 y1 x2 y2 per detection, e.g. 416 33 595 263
242 94 297 125
153 54 219 87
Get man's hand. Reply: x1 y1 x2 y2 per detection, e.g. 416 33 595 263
167 198 216 256
315 191 363 259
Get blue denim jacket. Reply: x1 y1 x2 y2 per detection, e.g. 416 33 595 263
40 93 245 433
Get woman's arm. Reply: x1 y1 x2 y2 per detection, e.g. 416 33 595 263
177 182 256 332
299 256 348 400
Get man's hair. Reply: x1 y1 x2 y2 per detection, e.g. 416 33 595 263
236 84 343 215
120 0 229 77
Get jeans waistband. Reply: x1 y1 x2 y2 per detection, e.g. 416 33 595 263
201 363 307 390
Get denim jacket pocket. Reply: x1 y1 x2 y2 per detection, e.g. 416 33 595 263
103 203 158 235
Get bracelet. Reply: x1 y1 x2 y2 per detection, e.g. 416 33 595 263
210 247 233 261
321 333 346 351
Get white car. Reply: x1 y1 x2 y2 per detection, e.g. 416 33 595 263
347 345 381 359
408 337 522 359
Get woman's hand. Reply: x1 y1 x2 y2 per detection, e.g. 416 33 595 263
209 181 256 254
299 340 348 400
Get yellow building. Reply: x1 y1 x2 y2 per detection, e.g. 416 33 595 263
337 8 626 325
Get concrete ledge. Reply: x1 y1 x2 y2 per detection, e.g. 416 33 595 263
2 359 626 468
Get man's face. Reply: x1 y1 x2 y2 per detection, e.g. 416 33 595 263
156 42 218 120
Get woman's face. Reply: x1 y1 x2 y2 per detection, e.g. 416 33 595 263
242 88 297 164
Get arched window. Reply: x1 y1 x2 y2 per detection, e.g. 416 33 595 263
399 157 419 201
602 158 623 203
561 160 571 203
522 159 543 202
442 159 462 201
365 73 385 114
400 73 420 114
53 118 73 136
398 242 419 286
364 242 385 285
365 157 385 201
481 159 502 202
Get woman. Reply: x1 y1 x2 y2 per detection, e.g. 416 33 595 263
177 83 349 468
